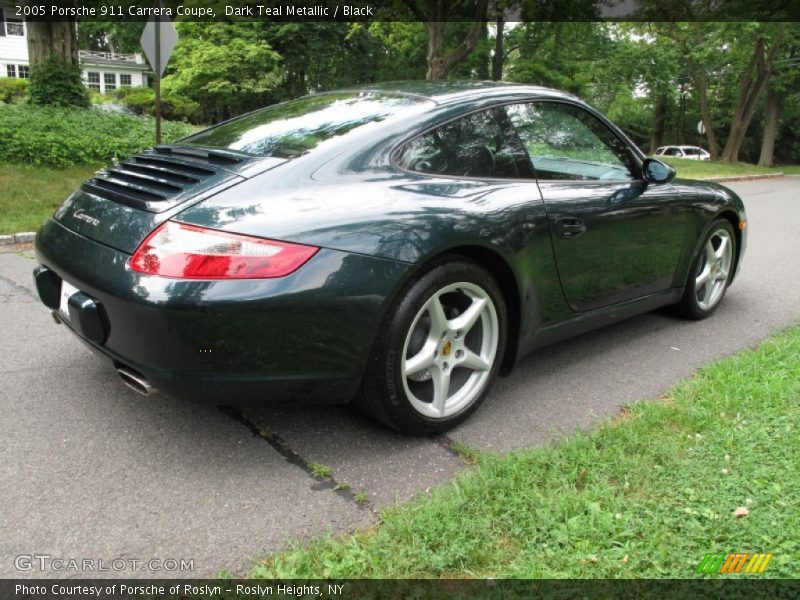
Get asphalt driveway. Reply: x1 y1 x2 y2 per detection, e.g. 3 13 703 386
1 177 798 577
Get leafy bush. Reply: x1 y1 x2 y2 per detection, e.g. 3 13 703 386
109 86 200 123
0 78 29 103
88 89 106 105
28 56 89 108
164 24 283 123
0 103 198 168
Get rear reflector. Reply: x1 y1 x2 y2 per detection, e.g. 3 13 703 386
130 221 318 279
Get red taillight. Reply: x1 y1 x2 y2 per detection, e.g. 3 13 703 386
129 221 318 279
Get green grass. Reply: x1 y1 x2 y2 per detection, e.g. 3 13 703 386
0 164 100 234
0 103 200 235
251 327 800 578
660 157 798 180
309 463 333 479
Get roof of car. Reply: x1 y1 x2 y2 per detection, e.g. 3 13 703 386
346 80 581 106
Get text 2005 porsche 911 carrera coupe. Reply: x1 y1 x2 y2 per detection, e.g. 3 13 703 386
34 82 747 434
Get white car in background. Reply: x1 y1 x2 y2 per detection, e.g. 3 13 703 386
655 145 711 160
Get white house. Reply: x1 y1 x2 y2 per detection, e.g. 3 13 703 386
0 5 149 93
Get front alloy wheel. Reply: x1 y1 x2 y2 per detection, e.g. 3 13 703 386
674 218 737 319
357 258 506 434
694 228 733 311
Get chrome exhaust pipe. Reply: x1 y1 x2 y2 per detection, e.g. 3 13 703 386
116 367 157 397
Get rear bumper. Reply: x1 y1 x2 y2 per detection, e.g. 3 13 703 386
34 218 410 405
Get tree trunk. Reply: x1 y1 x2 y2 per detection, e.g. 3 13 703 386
678 83 687 144
687 28 718 156
691 61 720 159
757 86 785 167
719 38 763 162
664 24 720 157
476 22 489 79
418 0 489 80
492 18 505 81
27 21 79 67
720 28 785 163
425 21 447 80
649 91 668 153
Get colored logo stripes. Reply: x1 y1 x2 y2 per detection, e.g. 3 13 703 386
697 553 773 574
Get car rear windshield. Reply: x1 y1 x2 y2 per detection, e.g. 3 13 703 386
181 92 430 159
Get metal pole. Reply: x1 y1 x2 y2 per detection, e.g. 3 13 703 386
154 1 162 145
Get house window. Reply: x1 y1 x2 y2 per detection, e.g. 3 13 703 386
7 64 16 77
87 72 100 91
120 74 132 87
17 65 29 79
104 72 116 91
6 19 24 36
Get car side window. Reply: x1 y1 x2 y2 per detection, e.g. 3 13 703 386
665 147 682 156
505 102 636 181
396 108 525 179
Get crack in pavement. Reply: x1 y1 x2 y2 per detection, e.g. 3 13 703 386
218 405 373 511
435 433 467 458
0 274 37 300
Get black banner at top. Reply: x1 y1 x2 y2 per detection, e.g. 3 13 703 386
7 0 800 22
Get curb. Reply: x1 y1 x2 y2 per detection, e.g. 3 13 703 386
0 232 35 246
704 172 784 183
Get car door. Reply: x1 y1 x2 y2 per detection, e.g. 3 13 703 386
504 101 687 313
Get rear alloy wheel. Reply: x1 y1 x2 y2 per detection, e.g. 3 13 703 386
675 219 736 319
402 282 499 419
357 259 506 434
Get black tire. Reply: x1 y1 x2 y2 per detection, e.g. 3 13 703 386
356 257 507 434
674 218 737 320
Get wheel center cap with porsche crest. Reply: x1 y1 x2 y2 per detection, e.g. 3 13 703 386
441 340 453 357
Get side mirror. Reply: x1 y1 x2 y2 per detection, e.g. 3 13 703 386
642 158 675 184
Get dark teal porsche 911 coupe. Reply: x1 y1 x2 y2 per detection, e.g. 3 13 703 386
34 82 747 434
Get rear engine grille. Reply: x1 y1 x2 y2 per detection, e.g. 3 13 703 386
80 146 244 212
153 144 244 166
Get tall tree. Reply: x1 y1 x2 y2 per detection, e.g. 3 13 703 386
77 22 145 54
401 0 489 79
365 22 429 81
757 28 799 166
164 23 283 123
757 86 785 166
659 23 721 159
492 0 598 82
627 24 681 153
26 20 88 107
508 22 616 99
719 24 787 162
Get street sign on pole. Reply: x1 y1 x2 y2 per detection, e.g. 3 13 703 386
140 16 178 78
140 3 178 144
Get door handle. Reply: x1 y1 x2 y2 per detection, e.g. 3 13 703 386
555 216 586 238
